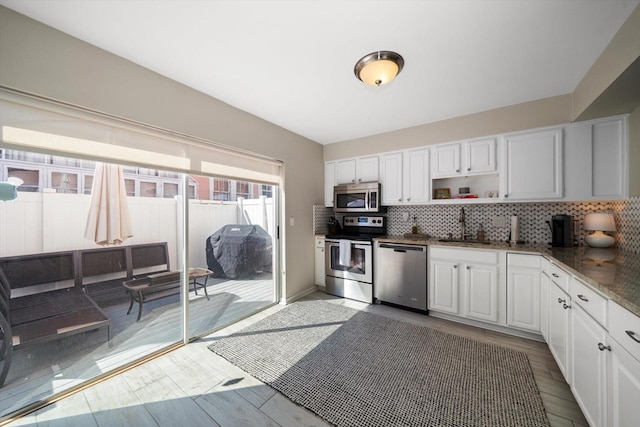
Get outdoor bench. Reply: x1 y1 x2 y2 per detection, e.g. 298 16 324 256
0 252 111 387
0 241 170 387
79 242 171 305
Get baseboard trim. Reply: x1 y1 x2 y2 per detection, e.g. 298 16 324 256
280 285 318 305
429 311 545 342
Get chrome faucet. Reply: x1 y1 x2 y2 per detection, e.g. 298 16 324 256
459 207 471 240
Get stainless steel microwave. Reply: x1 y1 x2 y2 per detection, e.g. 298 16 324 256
333 182 382 213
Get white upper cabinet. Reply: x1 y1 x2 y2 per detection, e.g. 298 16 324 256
335 158 356 184
335 156 379 185
431 143 461 178
380 148 430 205
403 148 430 204
324 161 336 207
503 127 563 200
432 138 496 178
326 155 380 207
565 115 628 201
464 138 496 175
325 114 627 207
357 155 380 183
379 152 404 205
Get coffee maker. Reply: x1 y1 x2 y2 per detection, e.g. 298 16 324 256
551 215 574 247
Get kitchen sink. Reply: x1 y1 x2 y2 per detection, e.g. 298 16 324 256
438 238 491 245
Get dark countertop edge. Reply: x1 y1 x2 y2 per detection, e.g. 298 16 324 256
371 235 640 318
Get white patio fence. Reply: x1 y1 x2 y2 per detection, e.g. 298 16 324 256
0 192 275 272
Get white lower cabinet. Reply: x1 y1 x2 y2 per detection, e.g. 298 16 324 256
429 247 500 324
428 258 459 314
607 302 640 427
571 304 607 427
464 263 498 323
540 270 550 341
506 254 542 332
607 338 640 427
548 280 571 379
314 237 325 286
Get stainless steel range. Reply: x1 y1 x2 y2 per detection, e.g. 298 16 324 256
325 216 386 303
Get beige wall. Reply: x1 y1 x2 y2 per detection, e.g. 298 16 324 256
0 6 324 300
324 95 572 160
572 4 640 120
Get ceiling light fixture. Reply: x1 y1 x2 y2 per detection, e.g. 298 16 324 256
354 51 404 87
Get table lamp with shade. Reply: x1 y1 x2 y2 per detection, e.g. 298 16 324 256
583 212 616 248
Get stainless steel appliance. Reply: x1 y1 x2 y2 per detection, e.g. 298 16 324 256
333 182 382 213
374 242 427 311
325 215 386 303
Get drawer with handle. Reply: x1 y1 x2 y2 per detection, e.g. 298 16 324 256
549 263 570 293
609 302 640 362
570 277 607 327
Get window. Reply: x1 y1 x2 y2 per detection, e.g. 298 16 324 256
51 171 78 194
140 181 157 197
163 182 179 198
212 178 230 201
236 181 249 199
260 184 273 198
7 167 41 192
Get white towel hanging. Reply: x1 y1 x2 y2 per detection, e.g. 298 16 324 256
339 239 351 267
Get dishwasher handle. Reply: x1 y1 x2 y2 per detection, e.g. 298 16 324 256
378 243 426 252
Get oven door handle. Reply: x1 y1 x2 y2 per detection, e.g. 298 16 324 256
353 244 371 250
326 241 371 250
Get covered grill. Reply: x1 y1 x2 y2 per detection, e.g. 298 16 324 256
206 225 272 279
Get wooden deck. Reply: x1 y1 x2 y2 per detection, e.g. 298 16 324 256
0 276 276 419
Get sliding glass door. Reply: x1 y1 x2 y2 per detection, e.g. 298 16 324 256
0 148 280 420
186 174 279 340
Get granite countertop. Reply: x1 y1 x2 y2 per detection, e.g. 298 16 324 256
374 235 640 318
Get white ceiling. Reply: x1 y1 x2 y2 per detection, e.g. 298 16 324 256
1 1 638 145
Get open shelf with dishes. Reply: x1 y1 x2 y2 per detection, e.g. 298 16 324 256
431 174 500 203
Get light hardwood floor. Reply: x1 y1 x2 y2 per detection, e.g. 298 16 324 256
5 292 588 427
1 277 275 419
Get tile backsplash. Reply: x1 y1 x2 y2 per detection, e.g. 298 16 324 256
314 196 640 254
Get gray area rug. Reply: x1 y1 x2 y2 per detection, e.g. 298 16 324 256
208 300 549 427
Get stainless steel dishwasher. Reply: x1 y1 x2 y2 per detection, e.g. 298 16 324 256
374 241 427 311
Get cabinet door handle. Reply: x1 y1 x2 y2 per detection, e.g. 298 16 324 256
552 273 560 278
557 297 565 304
398 198 402 202
597 343 611 352
504 194 509 198
467 168 471 172
577 294 589 302
626 330 640 343
563 303 571 310
456 169 460 173
453 264 458 269
407 197 411 201
466 266 470 270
